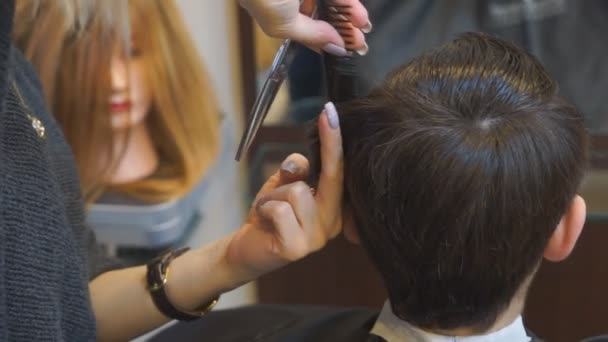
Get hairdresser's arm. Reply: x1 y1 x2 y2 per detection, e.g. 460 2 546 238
89 169 309 342
239 0 371 55
89 108 344 342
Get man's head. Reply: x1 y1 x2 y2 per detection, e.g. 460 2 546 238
314 32 588 332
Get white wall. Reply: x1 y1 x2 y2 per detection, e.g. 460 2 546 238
174 0 253 310
175 0 243 118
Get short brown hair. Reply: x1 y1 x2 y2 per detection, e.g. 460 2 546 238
313 32 588 331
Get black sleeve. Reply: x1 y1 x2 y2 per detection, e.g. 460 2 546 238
0 1 14 111
84 224 124 280
0 2 10 335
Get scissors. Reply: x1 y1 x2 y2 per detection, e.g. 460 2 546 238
235 1 316 161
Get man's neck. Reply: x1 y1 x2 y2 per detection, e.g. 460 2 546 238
427 293 525 336
371 297 530 342
427 275 532 337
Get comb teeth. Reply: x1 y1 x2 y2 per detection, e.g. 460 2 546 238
317 1 354 51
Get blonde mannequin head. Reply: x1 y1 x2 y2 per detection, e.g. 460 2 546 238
15 0 220 203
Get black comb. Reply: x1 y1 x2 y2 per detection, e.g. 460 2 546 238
317 0 361 103
308 0 362 187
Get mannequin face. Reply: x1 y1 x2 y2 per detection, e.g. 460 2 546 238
109 43 152 131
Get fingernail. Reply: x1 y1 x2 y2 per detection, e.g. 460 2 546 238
281 160 298 175
362 21 373 33
324 102 339 129
256 196 269 210
356 42 369 56
322 43 350 57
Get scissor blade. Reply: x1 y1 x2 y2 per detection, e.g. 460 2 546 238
235 75 285 161
235 40 299 161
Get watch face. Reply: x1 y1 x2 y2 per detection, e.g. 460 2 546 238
147 247 191 291
147 257 166 290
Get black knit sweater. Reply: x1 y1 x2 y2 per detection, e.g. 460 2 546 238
0 1 120 340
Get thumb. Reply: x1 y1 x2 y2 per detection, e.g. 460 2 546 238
253 154 310 202
290 14 347 53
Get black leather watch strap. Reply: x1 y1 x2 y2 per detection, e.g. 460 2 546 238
146 247 218 321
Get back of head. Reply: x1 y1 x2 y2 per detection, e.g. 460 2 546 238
321 32 588 331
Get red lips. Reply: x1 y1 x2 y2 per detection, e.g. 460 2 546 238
110 101 131 113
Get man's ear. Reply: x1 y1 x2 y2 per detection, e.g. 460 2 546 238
343 206 361 245
544 195 586 262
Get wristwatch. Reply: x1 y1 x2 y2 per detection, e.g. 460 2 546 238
146 247 219 321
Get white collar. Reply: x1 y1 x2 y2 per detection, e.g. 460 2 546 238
371 301 531 342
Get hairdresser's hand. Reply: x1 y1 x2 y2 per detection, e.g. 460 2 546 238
239 0 371 56
226 103 343 281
